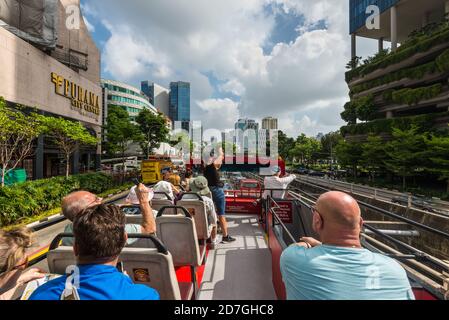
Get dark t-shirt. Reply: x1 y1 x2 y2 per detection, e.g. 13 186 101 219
204 164 220 187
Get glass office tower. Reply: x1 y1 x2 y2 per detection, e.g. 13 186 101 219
169 81 191 132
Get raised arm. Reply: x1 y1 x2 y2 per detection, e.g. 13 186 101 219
135 184 157 234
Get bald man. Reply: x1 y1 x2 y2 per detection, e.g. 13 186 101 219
61 184 156 246
280 191 414 300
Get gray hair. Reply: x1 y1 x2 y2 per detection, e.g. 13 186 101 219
62 191 96 222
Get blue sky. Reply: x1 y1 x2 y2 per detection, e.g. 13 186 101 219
79 0 365 137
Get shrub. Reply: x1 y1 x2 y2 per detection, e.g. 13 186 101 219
0 172 118 227
436 49 449 72
346 24 449 82
391 84 442 105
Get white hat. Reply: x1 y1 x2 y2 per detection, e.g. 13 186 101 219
126 186 154 205
153 181 174 200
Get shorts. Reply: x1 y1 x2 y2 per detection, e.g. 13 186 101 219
210 186 226 216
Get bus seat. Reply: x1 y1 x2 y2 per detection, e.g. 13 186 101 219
156 206 206 296
177 197 212 242
47 246 76 275
46 234 193 300
119 248 193 300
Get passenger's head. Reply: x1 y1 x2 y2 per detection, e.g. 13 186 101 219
185 170 193 179
189 176 210 196
153 181 174 200
126 185 154 205
271 166 281 177
161 167 172 181
62 191 103 222
73 204 127 263
0 228 32 276
312 191 363 245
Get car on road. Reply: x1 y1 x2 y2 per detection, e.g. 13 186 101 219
392 195 437 213
293 168 309 175
308 170 326 177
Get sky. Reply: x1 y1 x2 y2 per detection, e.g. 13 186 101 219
80 0 379 138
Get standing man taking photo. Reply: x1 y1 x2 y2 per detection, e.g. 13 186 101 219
204 147 236 243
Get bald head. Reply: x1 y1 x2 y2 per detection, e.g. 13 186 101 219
315 191 361 230
62 191 98 221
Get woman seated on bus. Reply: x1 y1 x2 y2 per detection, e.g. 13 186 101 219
0 229 45 300
124 185 158 216
152 181 177 203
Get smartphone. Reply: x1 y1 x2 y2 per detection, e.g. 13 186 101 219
132 178 140 186
116 261 124 273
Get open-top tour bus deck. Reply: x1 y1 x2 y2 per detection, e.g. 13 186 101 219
23 171 449 301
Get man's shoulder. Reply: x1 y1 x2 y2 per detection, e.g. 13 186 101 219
29 276 67 300
281 244 308 263
125 283 160 300
371 251 407 274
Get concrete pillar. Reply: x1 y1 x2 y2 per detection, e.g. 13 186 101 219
386 111 394 119
378 37 384 53
71 147 80 175
351 33 357 68
34 135 44 180
95 154 101 172
391 6 398 52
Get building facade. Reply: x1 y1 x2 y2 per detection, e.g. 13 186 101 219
102 79 158 123
262 117 279 130
344 0 449 141
169 81 191 132
235 119 259 153
141 81 170 116
0 0 102 179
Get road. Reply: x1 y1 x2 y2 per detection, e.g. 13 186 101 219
294 175 449 215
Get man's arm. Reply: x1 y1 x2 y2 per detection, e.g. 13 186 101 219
278 174 297 185
213 147 224 169
135 184 156 234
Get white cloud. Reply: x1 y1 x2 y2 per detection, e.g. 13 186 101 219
84 0 380 136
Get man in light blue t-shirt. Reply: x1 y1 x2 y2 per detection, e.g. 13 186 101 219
280 191 415 300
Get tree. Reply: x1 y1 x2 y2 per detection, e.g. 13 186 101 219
136 110 170 158
361 135 387 182
321 131 343 168
384 125 427 190
335 140 363 177
341 102 357 125
39 116 98 178
425 133 449 194
104 106 141 177
0 98 44 187
278 131 295 162
290 134 320 166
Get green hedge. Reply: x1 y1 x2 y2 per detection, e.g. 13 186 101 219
341 112 449 136
346 25 449 82
391 83 443 105
0 173 116 227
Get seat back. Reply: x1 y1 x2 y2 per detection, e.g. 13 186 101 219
152 193 175 212
156 206 201 267
119 247 181 300
177 194 211 241
46 233 181 300
47 246 76 275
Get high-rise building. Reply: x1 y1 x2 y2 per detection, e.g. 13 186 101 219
345 0 449 141
235 119 259 153
262 117 278 130
141 81 170 116
102 79 158 123
169 81 191 132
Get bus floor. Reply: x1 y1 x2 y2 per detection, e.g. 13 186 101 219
198 214 277 300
